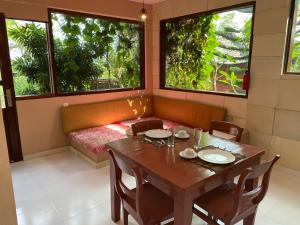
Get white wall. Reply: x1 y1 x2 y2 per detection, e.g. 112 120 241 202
152 0 300 171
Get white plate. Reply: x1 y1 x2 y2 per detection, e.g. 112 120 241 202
198 149 236 164
175 132 190 139
144 129 172 139
179 151 197 159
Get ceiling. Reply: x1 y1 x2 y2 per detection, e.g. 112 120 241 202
129 0 167 5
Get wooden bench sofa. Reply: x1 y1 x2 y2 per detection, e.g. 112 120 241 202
62 95 226 168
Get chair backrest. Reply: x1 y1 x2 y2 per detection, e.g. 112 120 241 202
131 119 163 136
229 155 280 219
108 149 145 222
209 120 244 142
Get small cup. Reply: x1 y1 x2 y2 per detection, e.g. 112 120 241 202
183 148 195 157
177 130 188 138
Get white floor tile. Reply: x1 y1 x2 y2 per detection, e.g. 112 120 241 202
11 151 300 225
17 209 65 225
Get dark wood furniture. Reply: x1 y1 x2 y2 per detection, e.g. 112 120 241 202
108 149 174 225
193 155 280 225
106 135 265 225
209 120 244 142
131 119 163 136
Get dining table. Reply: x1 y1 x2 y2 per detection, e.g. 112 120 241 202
105 133 265 225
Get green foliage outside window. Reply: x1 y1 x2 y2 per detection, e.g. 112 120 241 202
51 13 142 93
286 0 300 73
6 20 51 96
162 5 254 96
6 13 142 97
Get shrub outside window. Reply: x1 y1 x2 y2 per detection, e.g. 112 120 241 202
285 0 300 74
160 3 255 97
49 10 144 94
6 19 51 97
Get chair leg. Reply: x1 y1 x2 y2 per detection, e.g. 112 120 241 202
123 207 128 225
243 209 257 225
207 213 217 225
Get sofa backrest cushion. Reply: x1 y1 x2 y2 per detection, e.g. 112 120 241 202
153 95 226 131
62 95 153 133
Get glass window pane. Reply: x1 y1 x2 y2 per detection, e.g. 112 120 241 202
286 0 300 73
162 5 254 96
50 12 142 94
0 86 5 108
6 19 51 97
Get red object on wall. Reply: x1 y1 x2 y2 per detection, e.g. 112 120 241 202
242 71 250 91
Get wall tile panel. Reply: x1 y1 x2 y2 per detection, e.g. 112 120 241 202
246 104 275 135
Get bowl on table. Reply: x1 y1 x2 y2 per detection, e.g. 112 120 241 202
179 148 197 159
175 130 190 139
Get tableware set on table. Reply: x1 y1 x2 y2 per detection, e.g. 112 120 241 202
142 128 188 147
141 127 237 166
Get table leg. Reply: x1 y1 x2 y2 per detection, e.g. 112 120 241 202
245 157 261 191
174 191 193 225
110 159 121 222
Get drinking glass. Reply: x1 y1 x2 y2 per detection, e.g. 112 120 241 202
167 128 175 148
194 128 203 149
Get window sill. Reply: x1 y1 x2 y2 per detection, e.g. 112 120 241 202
16 94 55 101
160 87 248 99
281 74 300 80
16 87 145 101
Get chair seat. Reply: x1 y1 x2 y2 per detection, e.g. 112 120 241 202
194 183 255 221
126 183 174 223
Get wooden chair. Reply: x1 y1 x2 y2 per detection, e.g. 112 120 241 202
209 120 244 142
193 155 280 225
131 119 163 136
108 149 174 225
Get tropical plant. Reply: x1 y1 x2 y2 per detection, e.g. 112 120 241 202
7 20 51 96
165 15 218 90
51 14 141 93
163 6 253 95
289 3 300 72
6 15 142 96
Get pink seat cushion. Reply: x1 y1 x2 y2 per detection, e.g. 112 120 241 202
69 117 180 155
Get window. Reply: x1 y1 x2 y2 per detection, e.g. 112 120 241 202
285 0 300 74
160 3 255 97
6 19 51 97
49 10 144 94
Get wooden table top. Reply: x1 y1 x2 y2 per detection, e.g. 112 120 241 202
105 135 265 190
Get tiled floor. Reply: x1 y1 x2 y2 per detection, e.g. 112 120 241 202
11 151 300 225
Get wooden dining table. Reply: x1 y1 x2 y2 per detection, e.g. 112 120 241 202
105 134 265 225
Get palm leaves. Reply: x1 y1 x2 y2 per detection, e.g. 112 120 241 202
7 15 141 95
7 21 51 95
164 6 253 95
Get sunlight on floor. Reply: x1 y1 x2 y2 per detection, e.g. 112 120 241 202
11 151 300 225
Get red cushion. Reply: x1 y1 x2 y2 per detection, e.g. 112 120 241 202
69 117 180 155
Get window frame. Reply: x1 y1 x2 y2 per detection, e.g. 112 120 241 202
48 8 145 97
284 0 300 75
5 17 55 100
11 9 145 100
159 2 256 99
